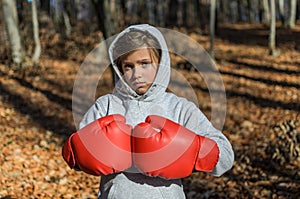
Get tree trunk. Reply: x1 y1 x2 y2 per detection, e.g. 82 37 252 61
2 0 25 67
68 0 77 21
167 0 177 26
146 0 155 25
91 0 118 39
51 0 70 37
62 10 71 36
288 0 297 28
157 0 169 26
126 0 138 25
177 0 184 26
186 0 197 27
77 0 93 20
247 0 255 23
91 0 122 85
40 0 50 14
53 0 64 34
209 0 216 59
237 0 244 22
198 0 208 31
229 0 238 23
63 0 72 36
297 0 300 20
218 0 227 23
278 0 287 27
31 0 41 65
261 0 270 23
269 0 280 56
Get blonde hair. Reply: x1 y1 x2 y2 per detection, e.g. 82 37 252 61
113 30 161 73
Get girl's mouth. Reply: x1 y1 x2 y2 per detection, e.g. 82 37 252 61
133 82 146 87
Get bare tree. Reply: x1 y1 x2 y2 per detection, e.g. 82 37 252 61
177 0 184 26
198 0 209 31
126 0 138 24
269 0 280 56
90 0 124 84
62 0 72 36
209 0 216 59
40 0 50 14
261 0 270 23
62 10 71 36
237 0 244 22
278 0 287 27
77 0 94 20
53 0 71 37
90 0 122 39
186 0 198 27
288 0 297 28
2 0 25 67
218 0 228 23
146 0 155 25
246 0 256 23
228 0 239 23
157 0 169 26
31 0 41 65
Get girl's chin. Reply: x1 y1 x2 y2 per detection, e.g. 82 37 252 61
135 89 147 95
135 87 149 95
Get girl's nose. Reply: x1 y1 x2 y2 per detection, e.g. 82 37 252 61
133 66 143 78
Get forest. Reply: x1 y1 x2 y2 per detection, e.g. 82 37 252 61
0 0 299 198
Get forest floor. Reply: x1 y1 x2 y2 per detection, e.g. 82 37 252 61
0 23 300 198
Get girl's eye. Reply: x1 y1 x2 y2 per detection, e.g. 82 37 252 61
141 62 151 67
123 64 133 71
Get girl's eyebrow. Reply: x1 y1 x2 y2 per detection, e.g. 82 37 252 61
138 59 152 62
123 58 152 63
140 58 152 61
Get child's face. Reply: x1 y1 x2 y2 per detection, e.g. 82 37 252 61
121 48 159 95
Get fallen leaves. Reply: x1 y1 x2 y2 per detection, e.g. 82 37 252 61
1 23 300 198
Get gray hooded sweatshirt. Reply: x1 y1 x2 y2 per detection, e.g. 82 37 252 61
79 24 234 199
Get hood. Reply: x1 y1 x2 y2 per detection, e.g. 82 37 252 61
108 24 170 101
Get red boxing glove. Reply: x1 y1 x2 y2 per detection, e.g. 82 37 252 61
62 114 132 176
132 115 219 179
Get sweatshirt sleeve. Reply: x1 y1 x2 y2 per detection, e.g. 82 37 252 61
182 102 234 177
79 97 108 129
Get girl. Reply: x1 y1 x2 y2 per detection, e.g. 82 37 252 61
63 24 234 199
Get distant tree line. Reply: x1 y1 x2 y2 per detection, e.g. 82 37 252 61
1 0 299 67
